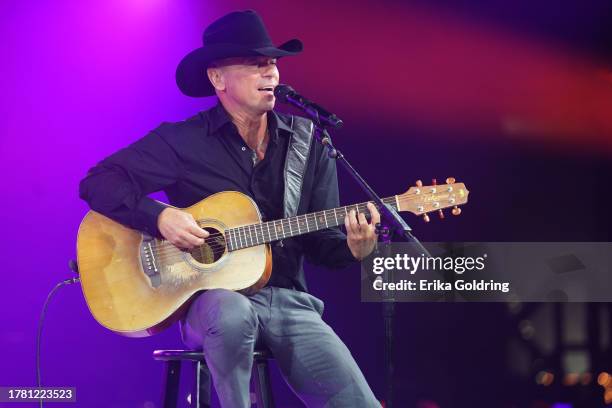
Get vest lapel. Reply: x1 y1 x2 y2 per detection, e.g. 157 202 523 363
283 116 314 218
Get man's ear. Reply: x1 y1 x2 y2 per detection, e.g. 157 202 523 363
207 66 225 92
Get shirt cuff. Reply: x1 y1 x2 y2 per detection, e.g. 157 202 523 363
340 238 360 264
135 197 168 238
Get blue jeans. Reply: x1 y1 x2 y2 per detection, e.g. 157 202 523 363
180 287 380 407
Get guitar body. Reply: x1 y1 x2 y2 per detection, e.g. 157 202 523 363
77 191 271 337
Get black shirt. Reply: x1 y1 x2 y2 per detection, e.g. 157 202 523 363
79 103 356 291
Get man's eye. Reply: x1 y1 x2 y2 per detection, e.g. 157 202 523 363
258 60 277 67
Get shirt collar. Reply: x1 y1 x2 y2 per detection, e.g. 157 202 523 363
271 110 296 135
207 101 296 140
207 102 233 135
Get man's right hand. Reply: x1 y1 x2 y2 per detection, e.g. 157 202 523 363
157 207 209 249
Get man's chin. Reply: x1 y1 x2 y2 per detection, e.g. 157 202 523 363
260 100 276 112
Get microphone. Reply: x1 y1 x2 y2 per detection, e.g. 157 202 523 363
274 84 343 129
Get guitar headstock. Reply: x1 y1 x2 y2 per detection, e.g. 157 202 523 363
396 177 469 222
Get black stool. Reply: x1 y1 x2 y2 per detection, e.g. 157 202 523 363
153 349 275 408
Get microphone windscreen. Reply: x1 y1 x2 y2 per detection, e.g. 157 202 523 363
274 84 295 101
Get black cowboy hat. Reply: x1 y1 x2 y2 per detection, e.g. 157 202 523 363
176 10 303 97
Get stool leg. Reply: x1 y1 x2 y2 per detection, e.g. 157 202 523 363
161 360 181 408
193 360 211 408
253 358 275 408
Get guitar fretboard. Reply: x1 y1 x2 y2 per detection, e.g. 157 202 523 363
224 196 398 251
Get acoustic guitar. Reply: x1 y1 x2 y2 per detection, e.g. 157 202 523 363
76 178 469 337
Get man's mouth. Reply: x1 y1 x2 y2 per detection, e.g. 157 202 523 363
258 87 274 93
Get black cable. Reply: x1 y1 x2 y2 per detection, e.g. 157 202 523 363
36 262 80 408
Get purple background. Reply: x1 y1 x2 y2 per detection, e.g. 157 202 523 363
2 0 611 407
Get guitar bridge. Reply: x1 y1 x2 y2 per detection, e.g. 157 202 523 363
140 234 161 287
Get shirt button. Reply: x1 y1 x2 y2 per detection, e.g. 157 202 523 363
241 146 246 151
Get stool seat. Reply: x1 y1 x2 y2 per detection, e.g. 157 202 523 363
153 348 275 407
153 349 272 361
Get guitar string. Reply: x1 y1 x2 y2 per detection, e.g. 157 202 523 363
152 185 461 257
156 194 406 248
147 199 396 258
128 201 387 264
141 214 370 262
77 200 455 265
77 190 458 263
146 198 459 263
149 187 448 253
145 190 460 260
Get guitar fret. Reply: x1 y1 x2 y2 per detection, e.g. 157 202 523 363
227 197 404 250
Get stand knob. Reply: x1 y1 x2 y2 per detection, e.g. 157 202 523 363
415 180 423 187
438 209 445 219
452 206 462 216
432 178 437 185
375 222 390 237
446 177 456 184
423 213 430 222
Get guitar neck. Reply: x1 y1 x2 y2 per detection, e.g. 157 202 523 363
225 196 398 251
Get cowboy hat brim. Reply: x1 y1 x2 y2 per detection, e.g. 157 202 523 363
176 39 303 98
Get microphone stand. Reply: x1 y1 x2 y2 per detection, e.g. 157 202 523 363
311 121 431 408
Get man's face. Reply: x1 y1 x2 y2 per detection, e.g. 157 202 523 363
208 56 280 114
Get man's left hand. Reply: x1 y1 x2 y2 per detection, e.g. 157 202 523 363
345 202 381 261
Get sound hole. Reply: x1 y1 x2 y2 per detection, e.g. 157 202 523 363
189 227 226 264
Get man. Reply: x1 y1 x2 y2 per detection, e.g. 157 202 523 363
80 10 381 407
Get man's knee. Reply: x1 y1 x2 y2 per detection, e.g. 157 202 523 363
192 289 258 338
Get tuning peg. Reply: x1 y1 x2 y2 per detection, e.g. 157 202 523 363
415 180 423 187
423 213 430 222
452 206 462 216
446 177 456 184
432 178 437 185
438 209 445 219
